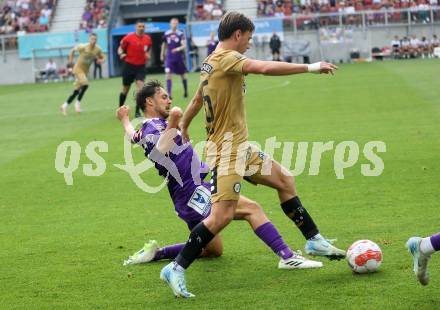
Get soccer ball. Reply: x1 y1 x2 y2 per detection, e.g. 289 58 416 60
346 240 383 274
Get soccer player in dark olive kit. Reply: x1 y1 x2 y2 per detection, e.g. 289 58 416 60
160 11 344 298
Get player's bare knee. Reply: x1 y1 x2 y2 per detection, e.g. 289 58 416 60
241 200 264 221
278 174 296 194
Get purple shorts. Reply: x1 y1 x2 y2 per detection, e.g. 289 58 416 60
165 58 187 75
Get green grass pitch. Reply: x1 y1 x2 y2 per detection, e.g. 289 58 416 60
0 59 439 309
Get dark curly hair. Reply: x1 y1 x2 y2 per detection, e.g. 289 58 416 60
136 80 163 112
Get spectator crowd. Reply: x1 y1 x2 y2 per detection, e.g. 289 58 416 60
257 0 440 27
0 0 57 36
194 0 224 20
79 0 110 32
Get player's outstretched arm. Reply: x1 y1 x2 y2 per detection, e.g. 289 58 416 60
156 107 183 153
116 105 135 139
242 59 337 76
179 89 203 143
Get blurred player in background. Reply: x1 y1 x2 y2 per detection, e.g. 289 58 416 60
160 11 344 298
206 31 218 56
407 233 440 286
161 18 188 99
60 33 105 115
118 20 152 117
117 81 322 271
431 34 439 57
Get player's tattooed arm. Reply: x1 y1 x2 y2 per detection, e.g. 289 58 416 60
116 106 135 140
180 89 203 143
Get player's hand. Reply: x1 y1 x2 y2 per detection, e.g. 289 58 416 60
308 62 338 75
116 105 130 121
169 107 183 120
171 48 178 54
160 55 164 62
319 62 338 75
96 58 105 64
119 53 126 60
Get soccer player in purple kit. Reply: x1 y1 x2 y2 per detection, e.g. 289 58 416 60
160 18 188 99
406 233 440 285
116 80 323 271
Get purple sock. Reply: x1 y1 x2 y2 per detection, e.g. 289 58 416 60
153 243 185 261
254 222 293 260
430 233 440 251
182 78 188 95
166 79 172 97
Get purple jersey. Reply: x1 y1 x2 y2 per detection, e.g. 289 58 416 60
163 30 185 61
132 118 211 223
163 30 187 75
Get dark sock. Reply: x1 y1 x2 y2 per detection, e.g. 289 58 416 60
182 78 188 97
281 196 319 240
77 85 89 101
119 92 127 107
66 89 80 104
175 222 214 269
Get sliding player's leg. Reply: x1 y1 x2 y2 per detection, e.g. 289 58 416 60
234 195 322 269
246 149 345 260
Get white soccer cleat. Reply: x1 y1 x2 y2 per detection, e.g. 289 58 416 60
305 237 346 260
123 240 159 266
160 262 195 298
60 104 67 116
75 101 81 113
406 237 430 286
278 251 323 269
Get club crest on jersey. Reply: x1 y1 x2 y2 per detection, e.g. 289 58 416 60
233 182 241 193
201 63 213 74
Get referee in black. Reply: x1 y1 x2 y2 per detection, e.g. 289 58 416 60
118 21 153 117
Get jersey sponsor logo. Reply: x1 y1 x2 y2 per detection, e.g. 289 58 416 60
201 63 213 74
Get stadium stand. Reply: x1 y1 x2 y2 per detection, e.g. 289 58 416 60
193 0 225 20
257 0 440 25
0 0 57 35
79 0 110 31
